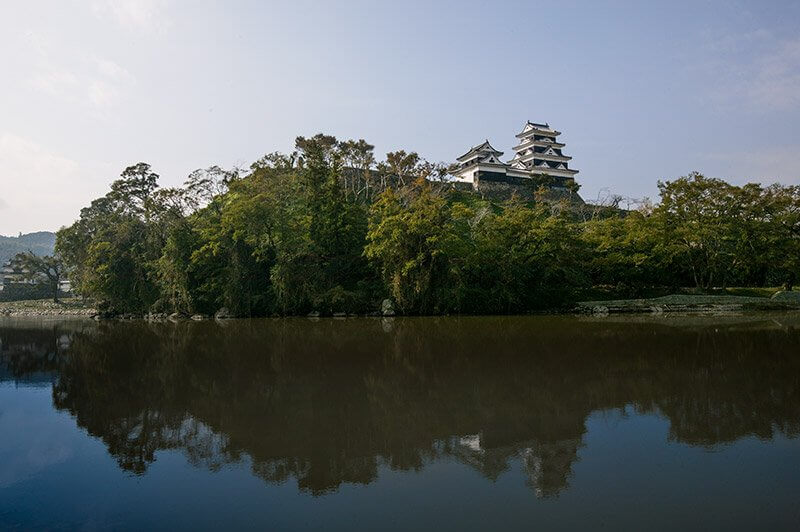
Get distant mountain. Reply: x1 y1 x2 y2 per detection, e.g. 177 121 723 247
0 232 56 264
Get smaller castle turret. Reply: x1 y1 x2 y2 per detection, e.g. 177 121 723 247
452 141 506 182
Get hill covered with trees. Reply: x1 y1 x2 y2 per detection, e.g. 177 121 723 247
0 232 56 265
55 134 800 317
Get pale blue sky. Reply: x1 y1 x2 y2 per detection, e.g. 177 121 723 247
1 0 799 234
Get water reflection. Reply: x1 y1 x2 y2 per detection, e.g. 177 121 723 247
1 315 799 498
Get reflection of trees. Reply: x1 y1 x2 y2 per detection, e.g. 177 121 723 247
522 439 582 498
1 316 800 497
0 320 87 385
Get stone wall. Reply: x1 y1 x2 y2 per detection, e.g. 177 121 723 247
472 172 584 204
338 166 583 204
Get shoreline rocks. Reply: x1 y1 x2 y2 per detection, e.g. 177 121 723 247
5 293 799 320
772 291 800 303
576 294 800 315
215 307 234 319
381 299 395 316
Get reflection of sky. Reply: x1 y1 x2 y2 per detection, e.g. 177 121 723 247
1 384 799 530
0 384 73 489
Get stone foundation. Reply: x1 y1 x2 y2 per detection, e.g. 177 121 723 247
472 172 584 204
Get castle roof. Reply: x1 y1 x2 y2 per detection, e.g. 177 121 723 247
515 121 561 138
456 140 504 162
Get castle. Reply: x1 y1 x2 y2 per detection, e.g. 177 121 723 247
451 121 579 198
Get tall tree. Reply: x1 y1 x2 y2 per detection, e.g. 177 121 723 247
653 172 738 289
365 186 452 313
379 150 421 187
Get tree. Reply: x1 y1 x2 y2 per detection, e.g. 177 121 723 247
295 134 339 168
365 186 453 314
763 184 800 290
269 134 371 313
379 150 421 187
181 165 238 212
338 139 376 199
15 252 66 302
581 209 668 291
463 200 588 312
653 172 739 290
56 163 167 313
110 162 160 218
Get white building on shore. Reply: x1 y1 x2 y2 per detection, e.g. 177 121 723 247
452 121 579 188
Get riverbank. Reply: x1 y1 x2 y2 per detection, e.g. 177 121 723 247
0 298 96 317
3 292 800 318
575 292 800 314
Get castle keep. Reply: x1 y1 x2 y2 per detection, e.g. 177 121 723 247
451 121 580 201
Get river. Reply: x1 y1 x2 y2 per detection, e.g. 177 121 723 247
1 314 799 530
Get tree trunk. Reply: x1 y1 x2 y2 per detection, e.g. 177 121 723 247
705 271 713 292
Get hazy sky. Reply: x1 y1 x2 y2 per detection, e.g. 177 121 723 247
1 0 799 235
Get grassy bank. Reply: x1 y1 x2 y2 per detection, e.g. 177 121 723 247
576 291 800 314
0 298 96 317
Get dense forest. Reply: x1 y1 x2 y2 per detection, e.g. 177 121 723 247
55 134 800 317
